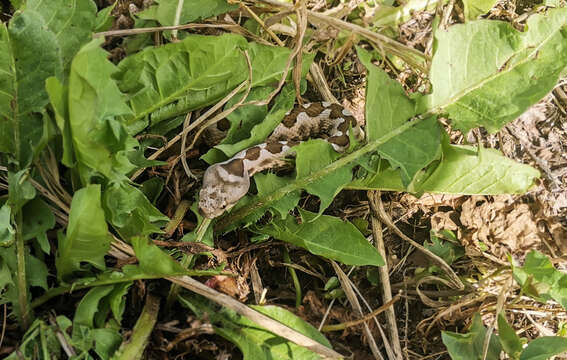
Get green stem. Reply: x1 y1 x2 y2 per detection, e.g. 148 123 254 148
15 209 30 328
215 116 423 231
164 199 191 235
283 247 301 308
112 294 160 360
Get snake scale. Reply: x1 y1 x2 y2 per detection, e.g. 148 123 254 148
198 101 361 219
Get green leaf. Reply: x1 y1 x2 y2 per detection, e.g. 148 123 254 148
295 140 356 215
94 1 117 32
0 12 62 165
22 198 55 251
350 135 540 194
358 47 441 185
442 313 502 360
254 173 300 219
68 38 136 181
115 33 248 129
520 336 567 360
462 0 498 19
45 77 74 166
497 313 523 359
140 0 237 29
131 236 189 276
7 170 36 213
56 185 112 281
102 181 169 238
423 9 567 133
512 250 567 310
180 294 332 360
373 0 443 27
26 0 97 71
25 253 48 290
253 209 384 266
424 230 464 265
208 83 296 162
0 204 14 247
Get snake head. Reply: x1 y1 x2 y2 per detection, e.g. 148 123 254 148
198 159 250 219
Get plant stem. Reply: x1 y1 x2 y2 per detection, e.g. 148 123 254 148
283 247 302 308
15 210 30 329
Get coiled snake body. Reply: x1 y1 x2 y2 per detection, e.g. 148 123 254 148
198 102 361 219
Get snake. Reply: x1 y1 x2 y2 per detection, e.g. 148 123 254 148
198 101 361 219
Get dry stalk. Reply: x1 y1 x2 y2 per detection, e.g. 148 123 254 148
368 191 403 360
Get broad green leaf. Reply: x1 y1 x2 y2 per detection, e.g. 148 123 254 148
350 136 540 194
423 9 567 133
27 0 97 71
520 336 567 360
0 13 62 165
56 185 112 281
295 140 356 215
512 250 567 310
115 33 248 129
442 313 502 360
68 38 136 181
131 236 189 276
74 285 114 329
180 294 332 360
358 47 441 185
252 209 384 266
462 0 498 20
497 313 523 359
102 181 169 238
26 253 48 290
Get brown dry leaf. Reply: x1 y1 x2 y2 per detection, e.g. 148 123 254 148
459 196 542 259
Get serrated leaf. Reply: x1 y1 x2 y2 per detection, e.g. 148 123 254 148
512 250 567 310
442 313 502 360
252 209 384 266
115 33 248 130
520 336 567 360
180 293 332 360
56 185 112 281
349 135 540 194
68 38 136 181
358 47 441 185
102 181 169 238
423 9 567 133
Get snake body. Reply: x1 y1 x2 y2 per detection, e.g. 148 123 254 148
198 102 360 219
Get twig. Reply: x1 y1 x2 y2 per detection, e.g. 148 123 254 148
94 23 242 38
283 247 302 308
368 191 403 360
309 62 338 104
321 295 401 332
180 112 197 180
